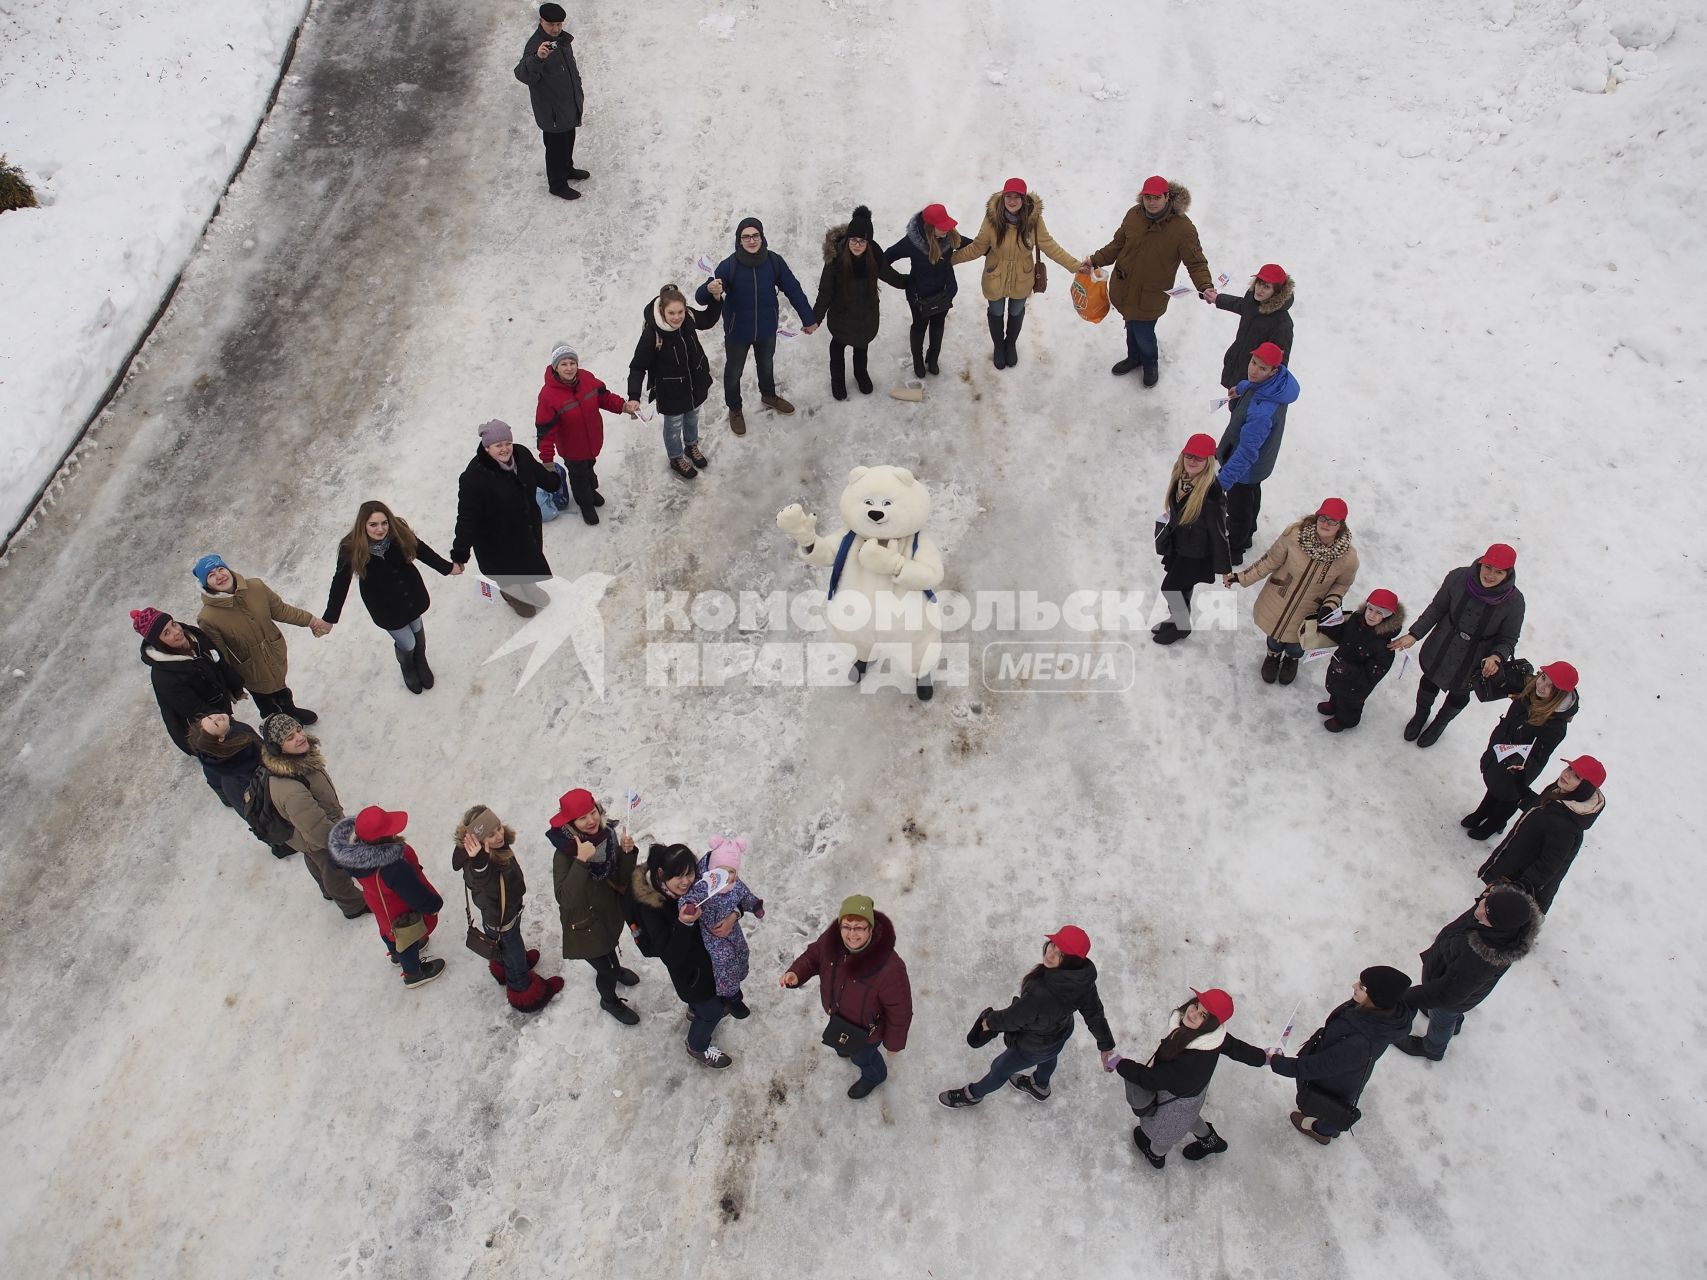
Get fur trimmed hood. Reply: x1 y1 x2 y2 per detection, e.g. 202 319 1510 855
1132 181 1192 216
981 189 1049 227
1163 1007 1228 1052
821 222 886 266
327 815 406 872
1468 890 1543 967
906 209 961 255
630 862 669 910
1255 274 1295 314
260 738 326 779
1359 600 1407 636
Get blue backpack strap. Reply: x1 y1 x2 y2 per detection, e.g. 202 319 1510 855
913 532 937 602
827 530 857 601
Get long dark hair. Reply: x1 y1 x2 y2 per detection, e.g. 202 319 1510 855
836 238 880 300
646 842 698 892
1156 998 1221 1061
340 500 418 579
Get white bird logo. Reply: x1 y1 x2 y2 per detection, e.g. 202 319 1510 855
483 572 615 696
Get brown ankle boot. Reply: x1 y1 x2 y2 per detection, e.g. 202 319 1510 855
728 409 746 436
760 393 795 415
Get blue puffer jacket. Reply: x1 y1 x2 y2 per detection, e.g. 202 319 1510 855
1217 364 1301 490
884 210 961 306
695 217 816 344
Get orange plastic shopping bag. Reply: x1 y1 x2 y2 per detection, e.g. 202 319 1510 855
1072 268 1109 323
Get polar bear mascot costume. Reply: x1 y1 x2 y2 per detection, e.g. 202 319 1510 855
777 465 944 702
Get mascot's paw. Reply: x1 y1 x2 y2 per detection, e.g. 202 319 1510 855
776 504 818 544
858 539 904 576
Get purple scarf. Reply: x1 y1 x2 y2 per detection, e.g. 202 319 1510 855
1463 566 1515 607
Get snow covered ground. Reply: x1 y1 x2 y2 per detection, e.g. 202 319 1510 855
0 0 308 540
1 0 1704 1276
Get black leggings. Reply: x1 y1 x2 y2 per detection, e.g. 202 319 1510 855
584 950 621 1001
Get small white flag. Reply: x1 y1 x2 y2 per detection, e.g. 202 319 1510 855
476 577 501 605
1302 646 1337 664
696 252 717 275
1493 743 1534 764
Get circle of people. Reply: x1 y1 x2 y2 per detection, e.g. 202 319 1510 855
125 150 1608 1167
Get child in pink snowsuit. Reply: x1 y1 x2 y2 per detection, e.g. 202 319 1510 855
678 837 764 1018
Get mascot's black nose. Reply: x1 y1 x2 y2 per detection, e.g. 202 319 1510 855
867 510 886 522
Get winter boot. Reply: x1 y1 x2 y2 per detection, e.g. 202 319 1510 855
581 505 600 526
853 347 873 395
670 454 699 479
269 842 297 859
1152 622 1190 645
1008 1074 1051 1102
1290 1111 1332 1144
724 995 752 1019
1394 1034 1443 1062
1318 701 1336 715
849 659 869 684
1133 1126 1166 1169
685 1042 733 1069
1142 365 1160 387
1182 1124 1229 1161
685 443 709 471
728 408 747 436
1003 310 1024 367
487 949 541 985
988 316 1008 370
938 1087 981 1108
1404 685 1438 741
760 393 795 415
1323 718 1347 733
403 957 446 990
1416 701 1464 748
925 323 943 375
830 347 848 401
614 964 641 987
910 328 927 378
507 972 565 1013
1111 356 1142 376
280 689 318 726
1260 653 1282 684
848 1078 882 1100
396 644 423 694
1277 655 1299 685
412 626 434 690
917 674 933 702
500 589 539 619
599 996 640 1025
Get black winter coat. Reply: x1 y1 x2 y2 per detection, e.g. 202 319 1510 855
452 843 527 931
625 868 717 1004
626 296 722 415
1478 786 1602 912
324 537 454 632
1480 691 1578 796
193 721 264 809
1153 477 1231 576
1407 565 1526 692
883 212 962 307
1269 1000 1413 1109
813 226 909 347
141 626 246 755
1215 284 1295 389
983 958 1116 1054
513 27 584 133
1406 892 1542 1013
450 445 560 579
1116 1029 1267 1097
1319 603 1404 705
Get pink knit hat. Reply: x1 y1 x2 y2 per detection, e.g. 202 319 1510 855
707 836 746 874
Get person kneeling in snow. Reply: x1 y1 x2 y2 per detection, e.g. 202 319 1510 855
455 806 564 1014
677 837 765 1020
534 342 639 526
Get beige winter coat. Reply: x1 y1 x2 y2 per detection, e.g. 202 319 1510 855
952 192 1081 301
1236 519 1359 643
261 740 343 855
196 574 316 695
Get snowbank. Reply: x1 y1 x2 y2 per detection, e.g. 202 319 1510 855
0 0 307 539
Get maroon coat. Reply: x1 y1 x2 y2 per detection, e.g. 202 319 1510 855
788 911 913 1052
535 365 627 465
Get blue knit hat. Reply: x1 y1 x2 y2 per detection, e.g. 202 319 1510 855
191 554 228 589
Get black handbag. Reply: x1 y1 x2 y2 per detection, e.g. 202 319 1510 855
914 289 954 318
966 1007 998 1048
822 1013 871 1057
1296 1083 1363 1131
1474 656 1533 703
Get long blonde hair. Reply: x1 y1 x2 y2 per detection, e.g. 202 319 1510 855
923 224 962 265
1166 454 1219 527
341 500 419 579
1519 674 1571 727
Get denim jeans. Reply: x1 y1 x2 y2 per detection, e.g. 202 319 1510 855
385 934 425 977
662 407 700 458
384 617 423 652
686 996 727 1054
723 338 777 410
967 1033 1070 1099
1124 317 1159 367
535 460 571 521
850 1041 888 1085
1266 636 1304 659
493 926 529 993
1420 1008 1465 1058
986 297 1026 325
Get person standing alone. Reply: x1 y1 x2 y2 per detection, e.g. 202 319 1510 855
514 3 588 201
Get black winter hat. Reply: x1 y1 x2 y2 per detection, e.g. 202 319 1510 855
1484 889 1531 932
847 204 875 241
539 3 567 21
1359 965 1411 1009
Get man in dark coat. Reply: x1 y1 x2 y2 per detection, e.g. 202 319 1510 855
1396 887 1542 1062
938 925 1115 1106
1215 342 1300 562
1392 543 1526 747
513 3 587 200
1268 965 1414 1143
695 216 819 436
1206 264 1295 391
784 895 914 1100
132 607 245 755
1478 757 1605 913
450 420 561 616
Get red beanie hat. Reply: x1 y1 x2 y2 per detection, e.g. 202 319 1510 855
1317 497 1348 522
1191 988 1235 1022
1141 175 1170 196
130 607 171 643
1563 755 1605 788
1046 925 1091 958
1182 433 1218 458
1251 341 1286 366
1367 589 1399 613
1539 660 1579 693
551 787 598 827
1480 543 1517 570
1255 263 1287 284
1002 177 1027 195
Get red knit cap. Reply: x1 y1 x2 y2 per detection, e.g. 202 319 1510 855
130 607 170 642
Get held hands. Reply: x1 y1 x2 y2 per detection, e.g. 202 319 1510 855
623 400 641 417
449 562 466 576
1100 1049 1122 1072
1201 287 1219 303
1222 573 1240 588
1389 633 1416 652
780 970 800 988
706 279 725 300
858 538 904 576
776 504 818 546
802 322 820 335
574 837 598 863
1078 259 1095 274
308 617 332 638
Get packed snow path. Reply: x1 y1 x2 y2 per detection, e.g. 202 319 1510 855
1 1 1703 1276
